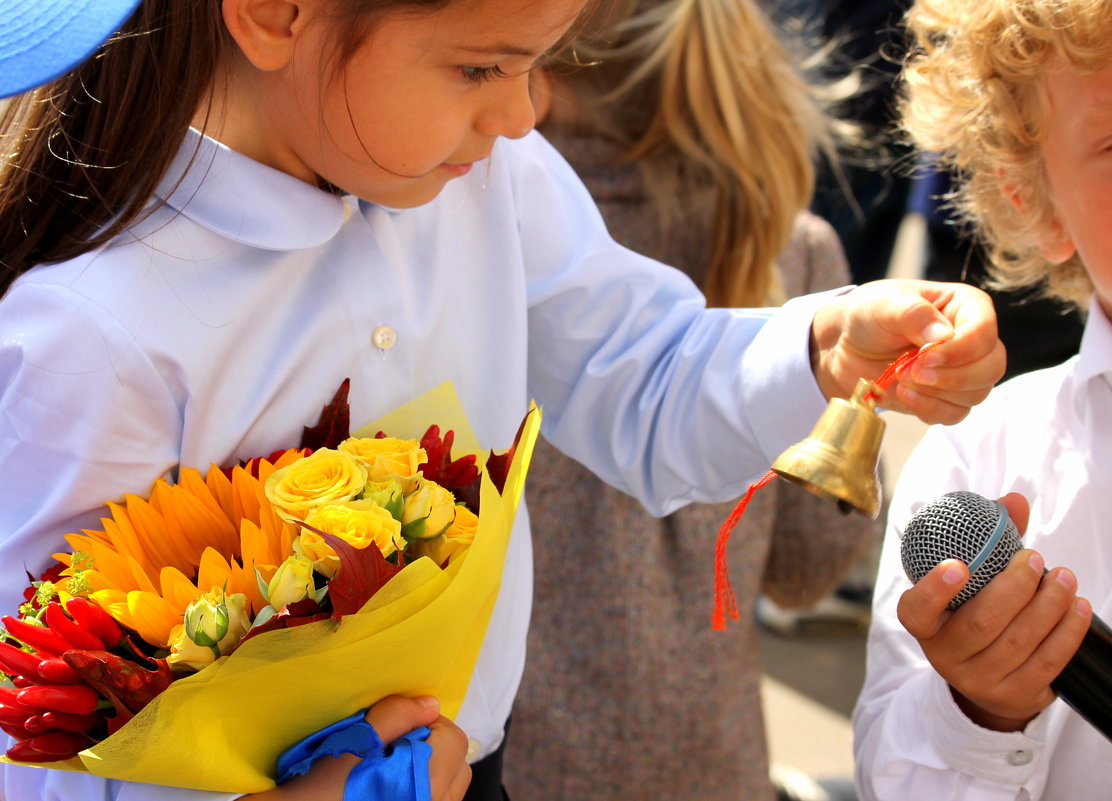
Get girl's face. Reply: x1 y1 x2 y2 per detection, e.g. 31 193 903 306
1040 61 1112 318
227 0 589 208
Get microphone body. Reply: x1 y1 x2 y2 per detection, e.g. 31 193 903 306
900 491 1112 742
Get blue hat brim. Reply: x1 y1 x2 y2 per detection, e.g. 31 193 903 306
1 0 144 99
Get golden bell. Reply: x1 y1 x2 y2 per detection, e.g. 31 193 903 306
771 377 885 518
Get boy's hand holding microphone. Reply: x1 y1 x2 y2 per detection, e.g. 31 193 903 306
898 491 1112 737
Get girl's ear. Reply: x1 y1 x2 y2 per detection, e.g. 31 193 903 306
1000 174 1077 264
222 0 312 71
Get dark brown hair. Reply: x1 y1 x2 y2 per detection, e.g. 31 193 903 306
0 2 225 294
1 0 603 296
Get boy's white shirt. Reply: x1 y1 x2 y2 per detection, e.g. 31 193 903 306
0 129 833 800
855 296 1112 801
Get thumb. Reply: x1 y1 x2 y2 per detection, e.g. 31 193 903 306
998 492 1030 534
365 695 441 744
888 294 955 350
897 558 967 639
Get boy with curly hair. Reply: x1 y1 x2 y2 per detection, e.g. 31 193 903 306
854 2 1112 799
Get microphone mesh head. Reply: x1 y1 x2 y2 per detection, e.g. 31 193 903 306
900 491 1022 609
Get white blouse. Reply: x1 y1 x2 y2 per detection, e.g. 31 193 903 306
0 128 831 800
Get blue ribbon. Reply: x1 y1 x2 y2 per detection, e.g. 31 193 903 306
277 710 432 801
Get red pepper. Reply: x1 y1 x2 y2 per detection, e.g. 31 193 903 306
39 710 104 733
44 603 105 651
11 675 33 688
36 657 82 684
0 721 35 740
17 684 100 715
26 729 88 756
0 686 35 715
21 714 54 735
65 597 122 649
1 615 68 655
0 641 44 679
4 738 77 763
0 705 31 727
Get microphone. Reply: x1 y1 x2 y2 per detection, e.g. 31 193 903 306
900 490 1112 742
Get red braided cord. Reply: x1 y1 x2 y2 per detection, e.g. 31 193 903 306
863 341 940 404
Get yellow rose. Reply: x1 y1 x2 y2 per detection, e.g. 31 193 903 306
401 478 457 541
338 437 426 483
291 530 341 579
409 504 478 566
265 554 317 610
167 587 251 672
166 623 216 672
303 499 406 559
361 479 406 521
264 448 368 519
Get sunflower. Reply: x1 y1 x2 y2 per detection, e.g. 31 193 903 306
55 450 306 648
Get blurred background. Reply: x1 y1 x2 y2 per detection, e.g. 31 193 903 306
760 212 930 794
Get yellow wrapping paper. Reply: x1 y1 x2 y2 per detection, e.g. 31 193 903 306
5 383 540 793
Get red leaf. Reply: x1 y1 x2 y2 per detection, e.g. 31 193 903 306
62 650 174 734
231 598 330 651
416 425 481 513
233 448 310 479
485 410 534 494
300 378 352 451
309 526 405 619
418 427 480 489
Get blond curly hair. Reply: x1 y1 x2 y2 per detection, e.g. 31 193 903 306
902 0 1112 310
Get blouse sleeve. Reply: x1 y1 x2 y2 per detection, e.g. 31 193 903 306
0 282 241 801
513 133 835 516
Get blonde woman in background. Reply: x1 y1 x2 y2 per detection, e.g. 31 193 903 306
505 2 878 799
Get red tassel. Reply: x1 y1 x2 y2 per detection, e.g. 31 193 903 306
712 469 777 630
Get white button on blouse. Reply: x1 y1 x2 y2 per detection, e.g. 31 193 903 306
371 325 397 350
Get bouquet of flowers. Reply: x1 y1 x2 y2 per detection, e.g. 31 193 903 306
0 380 539 792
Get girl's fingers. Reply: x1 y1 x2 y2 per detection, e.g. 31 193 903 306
884 337 1005 423
885 383 991 425
426 715 472 801
899 341 1006 394
364 695 441 744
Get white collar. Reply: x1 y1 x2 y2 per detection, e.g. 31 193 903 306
1074 295 1112 386
154 128 347 251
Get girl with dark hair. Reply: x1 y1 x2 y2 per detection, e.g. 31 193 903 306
0 1 1003 800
